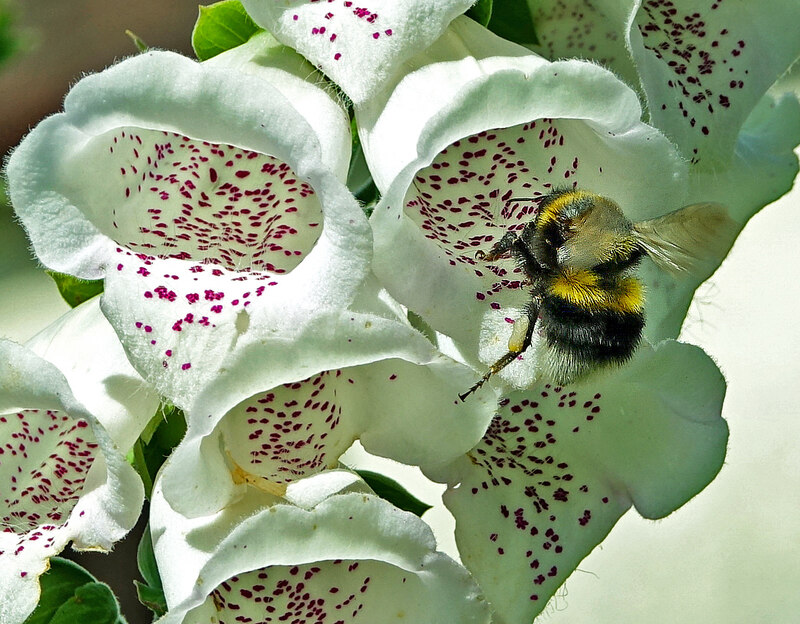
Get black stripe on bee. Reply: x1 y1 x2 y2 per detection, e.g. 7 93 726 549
540 293 644 365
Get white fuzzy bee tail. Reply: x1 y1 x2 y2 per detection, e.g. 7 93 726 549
633 202 736 275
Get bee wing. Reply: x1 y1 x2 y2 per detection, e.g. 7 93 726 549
632 202 736 275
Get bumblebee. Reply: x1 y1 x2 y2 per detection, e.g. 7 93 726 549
459 187 733 401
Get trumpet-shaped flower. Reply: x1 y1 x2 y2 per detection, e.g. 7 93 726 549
363 17 693 386
150 469 491 624
158 284 494 519
7 33 364 412
0 300 159 624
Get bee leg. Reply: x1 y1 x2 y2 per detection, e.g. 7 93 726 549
476 230 518 262
459 303 539 402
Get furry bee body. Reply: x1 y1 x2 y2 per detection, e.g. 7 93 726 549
460 187 732 400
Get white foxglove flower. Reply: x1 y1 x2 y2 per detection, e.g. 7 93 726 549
158 285 494 518
0 301 159 624
363 17 691 387
150 469 491 624
7 33 359 412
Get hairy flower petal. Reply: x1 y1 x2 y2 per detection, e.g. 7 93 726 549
7 45 371 412
426 340 728 622
241 0 475 104
0 321 150 624
150 470 490 624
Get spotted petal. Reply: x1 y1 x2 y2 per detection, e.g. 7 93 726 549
241 0 475 104
0 331 149 624
150 470 491 624
424 340 727 622
7 38 372 412
527 0 642 91
628 0 800 166
365 17 688 386
529 1 800 164
158 286 494 518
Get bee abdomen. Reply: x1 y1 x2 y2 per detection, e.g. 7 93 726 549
538 274 645 383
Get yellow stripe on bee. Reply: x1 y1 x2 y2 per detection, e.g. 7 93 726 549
549 269 644 314
612 277 645 314
536 190 592 231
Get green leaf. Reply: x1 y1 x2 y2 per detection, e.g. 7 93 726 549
192 0 262 61
407 310 437 346
50 583 125 624
136 523 161 591
466 0 493 27
129 440 154 499
130 404 186 497
348 138 379 208
134 581 167 618
134 527 167 617
356 470 432 517
46 271 104 308
486 0 538 45
23 558 125 624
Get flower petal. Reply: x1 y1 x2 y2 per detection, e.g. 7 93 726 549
23 298 160 451
529 0 800 167
426 339 728 622
528 0 641 90
629 0 800 166
241 0 475 104
642 91 800 341
150 470 490 624
0 340 144 624
204 32 352 180
159 294 494 518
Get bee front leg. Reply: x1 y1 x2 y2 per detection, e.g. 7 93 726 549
459 301 539 402
476 230 518 262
